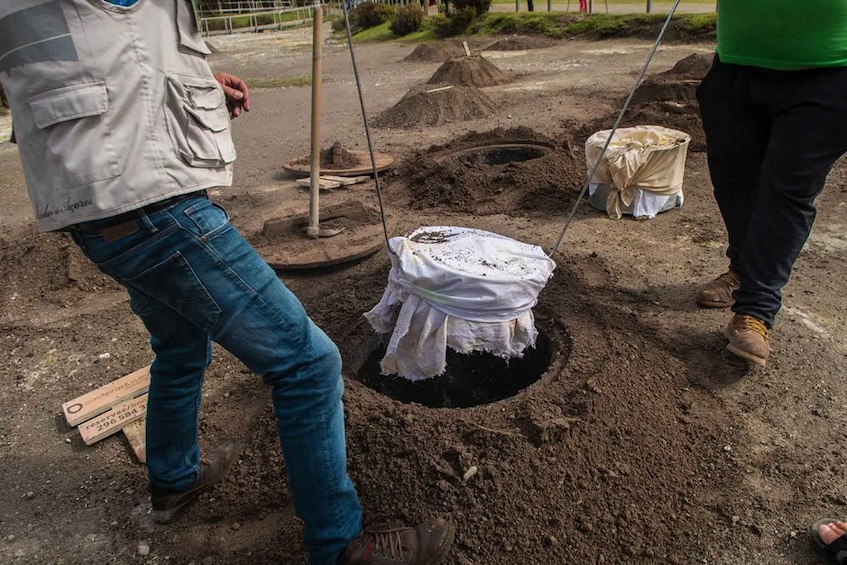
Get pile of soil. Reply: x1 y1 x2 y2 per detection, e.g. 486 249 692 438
399 127 585 215
292 142 362 169
373 84 498 129
426 55 512 88
403 40 466 62
484 35 557 51
627 53 712 152
0 226 119 312
286 253 740 565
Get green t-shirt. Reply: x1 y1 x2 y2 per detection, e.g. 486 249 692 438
717 1 847 70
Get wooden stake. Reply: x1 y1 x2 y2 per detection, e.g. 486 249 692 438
122 418 147 463
307 5 323 239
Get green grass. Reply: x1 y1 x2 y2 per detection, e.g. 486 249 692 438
342 9 714 42
478 11 714 38
681 12 716 30
247 76 312 89
350 21 438 42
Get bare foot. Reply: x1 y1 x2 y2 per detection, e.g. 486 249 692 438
818 521 847 545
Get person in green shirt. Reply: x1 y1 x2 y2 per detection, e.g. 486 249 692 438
695 5 847 561
695 2 847 365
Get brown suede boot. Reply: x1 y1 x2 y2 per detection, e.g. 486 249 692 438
725 314 770 366
696 270 740 308
339 518 454 565
150 440 242 524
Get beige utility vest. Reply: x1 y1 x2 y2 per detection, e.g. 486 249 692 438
0 0 235 231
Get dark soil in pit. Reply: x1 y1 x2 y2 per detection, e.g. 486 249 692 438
374 84 498 129
399 127 585 215
426 55 512 88
358 329 556 408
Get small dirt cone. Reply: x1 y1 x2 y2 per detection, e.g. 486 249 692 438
426 55 511 88
404 40 466 63
374 84 497 128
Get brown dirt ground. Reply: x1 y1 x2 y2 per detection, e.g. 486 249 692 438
2 31 846 565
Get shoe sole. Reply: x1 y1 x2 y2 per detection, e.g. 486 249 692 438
725 342 767 367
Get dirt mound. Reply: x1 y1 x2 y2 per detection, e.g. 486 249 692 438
403 40 466 62
374 84 498 129
287 253 739 565
398 127 585 215
626 53 710 150
0 226 120 316
632 53 712 108
292 141 362 169
664 52 713 79
426 55 511 88
484 35 557 51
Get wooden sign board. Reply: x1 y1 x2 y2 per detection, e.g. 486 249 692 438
79 394 148 445
122 418 147 463
295 178 341 190
62 365 150 427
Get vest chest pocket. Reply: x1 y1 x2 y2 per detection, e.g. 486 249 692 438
164 74 237 168
28 81 123 190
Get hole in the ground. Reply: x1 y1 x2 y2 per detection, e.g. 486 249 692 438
435 143 553 167
356 329 554 408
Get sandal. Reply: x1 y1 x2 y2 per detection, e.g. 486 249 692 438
810 518 847 564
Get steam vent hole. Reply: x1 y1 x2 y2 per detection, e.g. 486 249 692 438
439 143 553 168
357 329 553 408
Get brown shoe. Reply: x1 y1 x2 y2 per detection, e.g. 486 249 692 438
725 314 770 366
696 270 740 308
340 518 455 565
150 440 242 524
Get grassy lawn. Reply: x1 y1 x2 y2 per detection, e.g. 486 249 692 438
347 11 715 42
246 76 312 89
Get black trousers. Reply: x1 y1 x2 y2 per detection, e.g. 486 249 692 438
697 56 847 327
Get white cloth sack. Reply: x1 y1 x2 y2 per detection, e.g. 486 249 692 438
364 226 556 381
585 126 691 219
588 181 683 218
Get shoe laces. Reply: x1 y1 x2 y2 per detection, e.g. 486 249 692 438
359 524 406 561
717 270 740 287
736 315 768 338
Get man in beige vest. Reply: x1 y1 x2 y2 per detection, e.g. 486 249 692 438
0 2 453 563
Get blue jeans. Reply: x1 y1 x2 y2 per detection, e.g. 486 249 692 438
70 194 362 564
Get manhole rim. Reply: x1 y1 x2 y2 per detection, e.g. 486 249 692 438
430 141 557 164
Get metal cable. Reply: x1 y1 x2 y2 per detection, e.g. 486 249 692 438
547 0 682 257
341 2 393 253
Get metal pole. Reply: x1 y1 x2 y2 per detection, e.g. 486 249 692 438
646 0 652 12
307 4 322 239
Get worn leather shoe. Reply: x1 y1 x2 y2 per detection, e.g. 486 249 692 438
150 440 241 524
696 270 740 308
339 518 455 564
725 314 770 366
